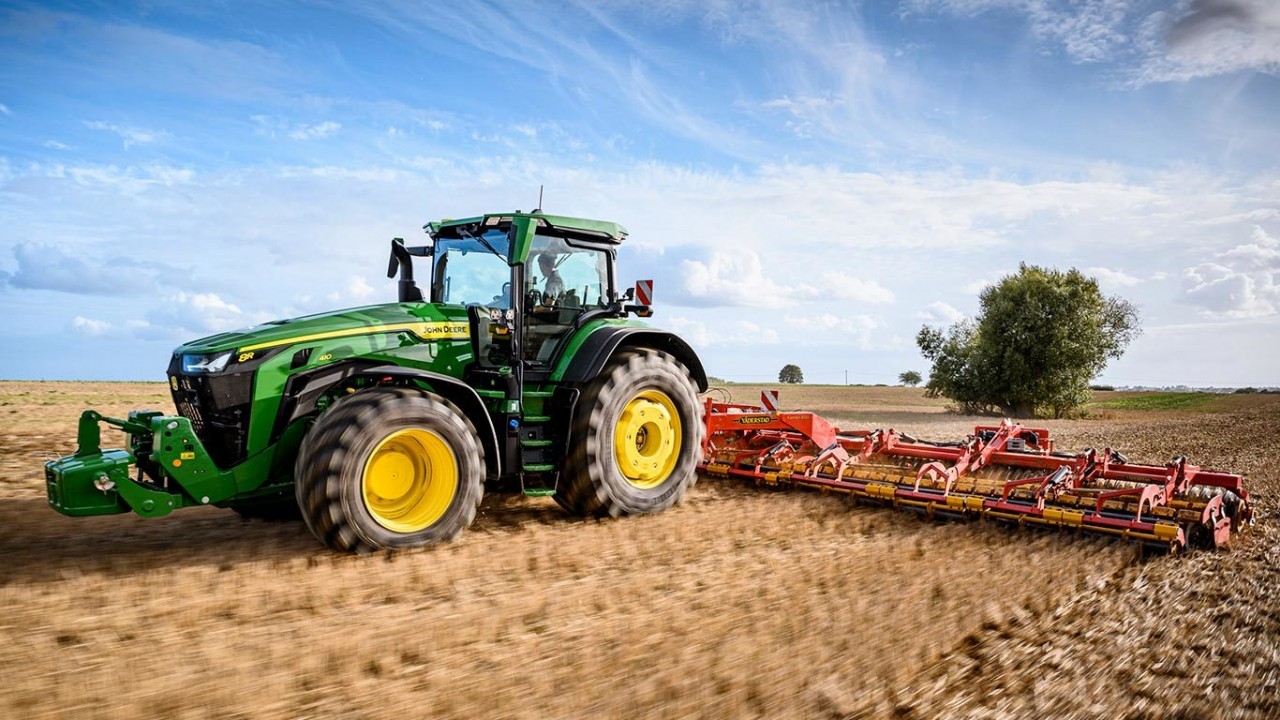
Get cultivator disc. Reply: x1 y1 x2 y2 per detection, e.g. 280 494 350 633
699 395 1254 553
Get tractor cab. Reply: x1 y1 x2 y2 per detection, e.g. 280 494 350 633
388 212 628 374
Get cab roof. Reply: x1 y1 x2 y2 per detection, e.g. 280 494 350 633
426 211 627 244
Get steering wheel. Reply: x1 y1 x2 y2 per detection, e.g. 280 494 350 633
488 282 512 308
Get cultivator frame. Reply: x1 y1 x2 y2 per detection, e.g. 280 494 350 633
699 394 1253 553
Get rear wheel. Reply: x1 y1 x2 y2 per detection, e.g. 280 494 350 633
295 387 484 552
557 349 700 517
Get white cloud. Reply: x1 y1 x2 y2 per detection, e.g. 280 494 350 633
340 275 375 301
1086 266 1143 288
288 121 341 140
784 313 881 348
277 165 403 182
23 162 195 194
668 313 882 349
903 0 1132 63
734 320 781 345
759 94 844 137
1137 0 1280 83
135 292 265 340
1196 208 1280 226
1218 225 1280 267
2 242 191 295
1182 225 1280 317
43 140 71 150
666 316 780 347
907 0 1280 83
72 316 111 335
679 251 795 308
84 120 170 148
667 316 713 346
796 273 896 305
916 301 966 324
287 276 381 316
0 103 11 116
678 250 895 308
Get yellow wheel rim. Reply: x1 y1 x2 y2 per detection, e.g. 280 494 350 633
361 428 457 533
613 389 682 489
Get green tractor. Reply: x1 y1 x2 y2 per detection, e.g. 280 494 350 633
45 212 708 552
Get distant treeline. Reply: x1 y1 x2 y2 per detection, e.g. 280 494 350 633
1091 385 1279 394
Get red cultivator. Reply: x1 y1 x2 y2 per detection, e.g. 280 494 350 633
699 394 1254 553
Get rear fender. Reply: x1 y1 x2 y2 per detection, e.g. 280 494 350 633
556 327 708 391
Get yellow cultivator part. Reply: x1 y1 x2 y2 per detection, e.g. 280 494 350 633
699 395 1253 553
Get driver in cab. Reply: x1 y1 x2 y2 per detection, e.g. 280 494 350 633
534 252 563 306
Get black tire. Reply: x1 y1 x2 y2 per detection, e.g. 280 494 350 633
557 348 701 517
229 496 301 522
294 387 484 553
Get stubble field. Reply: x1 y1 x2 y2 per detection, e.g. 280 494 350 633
1 381 1276 719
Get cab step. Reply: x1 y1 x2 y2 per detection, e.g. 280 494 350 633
521 487 556 498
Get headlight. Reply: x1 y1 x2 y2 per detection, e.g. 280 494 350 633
182 351 233 374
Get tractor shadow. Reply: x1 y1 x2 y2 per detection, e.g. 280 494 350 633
0 497 319 586
0 492 580 586
471 492 575 534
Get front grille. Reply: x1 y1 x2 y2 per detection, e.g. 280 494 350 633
167 355 254 469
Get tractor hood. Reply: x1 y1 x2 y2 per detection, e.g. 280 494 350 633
174 302 469 357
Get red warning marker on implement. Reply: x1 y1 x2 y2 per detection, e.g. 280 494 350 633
635 279 653 306
761 390 779 412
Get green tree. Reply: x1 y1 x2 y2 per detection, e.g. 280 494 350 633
778 364 804 384
898 370 923 387
916 264 1140 418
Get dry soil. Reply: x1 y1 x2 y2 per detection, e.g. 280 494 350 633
1 382 1276 719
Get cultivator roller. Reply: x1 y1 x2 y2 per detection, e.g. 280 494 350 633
699 394 1254 553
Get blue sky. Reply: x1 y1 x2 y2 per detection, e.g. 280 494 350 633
1 0 1278 385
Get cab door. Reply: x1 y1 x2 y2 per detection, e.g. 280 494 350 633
521 237 613 367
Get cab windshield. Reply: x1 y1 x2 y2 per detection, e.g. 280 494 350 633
430 230 511 307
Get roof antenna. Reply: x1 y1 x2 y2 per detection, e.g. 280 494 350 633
533 185 543 214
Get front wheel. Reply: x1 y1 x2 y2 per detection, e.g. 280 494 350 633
295 387 484 553
557 348 701 517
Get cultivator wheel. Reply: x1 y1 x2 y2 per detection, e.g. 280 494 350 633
699 395 1253 554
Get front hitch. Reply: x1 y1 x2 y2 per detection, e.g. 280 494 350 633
45 409 217 518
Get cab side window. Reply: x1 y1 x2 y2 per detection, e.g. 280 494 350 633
524 237 611 363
